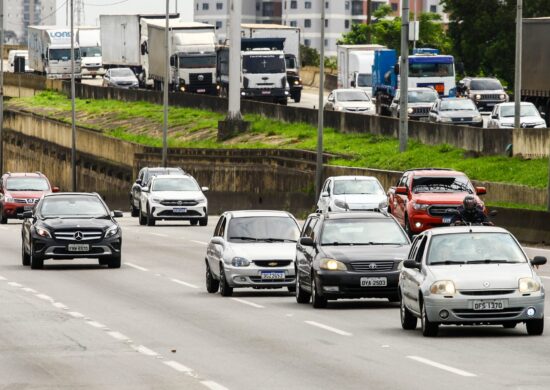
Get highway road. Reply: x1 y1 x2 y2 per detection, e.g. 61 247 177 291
1 215 550 389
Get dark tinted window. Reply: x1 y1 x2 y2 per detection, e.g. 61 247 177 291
470 79 503 90
321 219 409 245
40 196 108 218
228 216 299 243
411 176 474 194
179 55 216 69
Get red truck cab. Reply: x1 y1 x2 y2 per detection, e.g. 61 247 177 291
387 168 486 236
0 172 59 224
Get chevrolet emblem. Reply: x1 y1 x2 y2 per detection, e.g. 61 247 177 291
268 261 278 267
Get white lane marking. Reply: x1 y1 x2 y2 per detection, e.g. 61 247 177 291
52 302 68 310
170 278 199 289
67 311 85 318
0 275 6 280
125 262 149 272
132 345 159 357
381 345 390 348
0 226 7 230
231 298 265 309
8 282 23 287
190 240 208 245
151 233 168 238
407 356 477 377
86 320 107 329
35 294 54 302
22 287 37 293
304 321 353 337
163 360 194 373
201 381 230 390
107 331 130 341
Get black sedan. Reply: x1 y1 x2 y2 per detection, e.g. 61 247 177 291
428 97 484 127
295 211 411 308
21 193 123 269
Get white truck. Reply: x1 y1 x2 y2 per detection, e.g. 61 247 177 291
241 24 302 102
28 26 82 80
146 20 217 94
100 14 178 87
77 26 104 78
337 44 386 96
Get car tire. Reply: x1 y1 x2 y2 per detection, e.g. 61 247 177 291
205 262 220 293
139 205 147 226
219 265 233 297
130 200 139 217
190 219 198 226
98 259 109 266
526 318 544 336
502 322 517 329
0 207 7 224
146 205 156 226
311 273 328 309
293 90 301 103
421 301 439 337
30 242 44 270
295 272 311 304
199 215 208 226
107 255 121 269
22 241 30 266
287 285 296 293
400 296 418 330
405 215 413 238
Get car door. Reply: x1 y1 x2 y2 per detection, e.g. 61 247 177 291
297 216 319 291
207 215 227 278
393 174 409 225
325 93 335 110
429 101 439 122
317 179 331 211
132 169 145 208
403 235 428 314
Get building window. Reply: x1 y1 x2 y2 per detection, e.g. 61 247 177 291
430 5 437 13
304 19 311 28
351 0 363 15
304 39 311 47
345 1 350 10
216 2 223 10
263 2 275 16
391 3 398 11
325 1 329 9
290 0 297 9
216 21 223 29
324 39 329 47
325 19 328 28
345 20 350 29
290 20 297 27
202 3 209 11
196 3 199 11
305 1 311 9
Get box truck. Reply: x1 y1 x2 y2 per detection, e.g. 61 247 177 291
77 26 104 78
337 44 386 96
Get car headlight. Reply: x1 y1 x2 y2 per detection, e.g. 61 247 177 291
4 196 14 203
333 199 348 210
473 115 483 122
35 227 52 238
411 200 429 211
499 94 506 100
378 200 388 209
408 107 414 114
335 106 344 111
151 198 162 203
439 117 453 123
320 258 347 271
430 280 456 295
105 225 119 238
196 197 207 204
231 257 250 267
519 277 540 293
475 94 482 100
294 80 300 85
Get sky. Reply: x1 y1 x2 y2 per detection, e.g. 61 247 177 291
55 0 194 26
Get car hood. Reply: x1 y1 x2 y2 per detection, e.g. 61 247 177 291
321 245 410 262
335 101 374 108
412 192 477 204
7 190 48 199
150 190 204 200
498 116 544 125
409 102 435 108
112 76 137 83
228 242 297 261
427 263 533 290
334 193 387 207
39 217 115 231
472 89 505 95
439 110 479 118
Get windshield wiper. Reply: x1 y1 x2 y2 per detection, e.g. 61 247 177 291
323 242 354 246
229 236 259 241
259 238 297 243
430 260 467 265
466 259 516 264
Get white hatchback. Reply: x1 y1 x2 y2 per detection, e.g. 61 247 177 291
487 102 546 129
324 89 375 115
317 176 387 212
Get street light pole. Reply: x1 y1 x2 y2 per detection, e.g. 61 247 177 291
514 0 522 130
0 0 4 175
315 0 325 200
70 0 77 191
228 0 242 121
399 0 409 153
162 0 169 167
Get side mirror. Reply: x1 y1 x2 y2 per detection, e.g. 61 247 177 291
475 187 487 195
403 260 420 269
112 210 124 218
395 186 408 195
491 115 498 119
211 237 224 246
52 186 60 193
142 187 150 193
135 179 142 185
22 211 33 219
488 209 498 217
321 191 329 198
541 112 546 119
201 186 209 193
299 237 315 247
351 80 356 88
531 256 547 266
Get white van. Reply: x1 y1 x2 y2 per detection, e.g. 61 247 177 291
7 50 30 72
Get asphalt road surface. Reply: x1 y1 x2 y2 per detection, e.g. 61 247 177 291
1 215 550 389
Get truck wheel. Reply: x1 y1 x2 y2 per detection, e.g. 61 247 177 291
293 90 302 103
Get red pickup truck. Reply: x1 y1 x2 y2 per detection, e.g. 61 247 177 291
387 168 486 236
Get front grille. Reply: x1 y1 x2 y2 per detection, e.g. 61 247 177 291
190 73 213 85
460 290 515 296
160 200 198 206
350 261 395 272
54 230 103 241
52 247 105 255
157 210 201 217
451 117 473 122
479 94 501 101
117 82 133 86
253 260 292 267
412 107 430 115
249 276 295 283
256 82 275 86
345 107 369 112
520 123 538 128
452 307 523 320
14 198 39 204
427 205 458 217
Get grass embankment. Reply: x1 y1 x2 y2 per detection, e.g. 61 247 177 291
8 91 549 198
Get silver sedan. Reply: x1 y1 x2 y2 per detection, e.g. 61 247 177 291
400 226 546 336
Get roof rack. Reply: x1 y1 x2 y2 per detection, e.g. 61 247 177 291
404 168 453 172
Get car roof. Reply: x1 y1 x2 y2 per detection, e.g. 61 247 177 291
426 225 510 236
43 192 99 198
307 211 392 220
332 88 368 93
404 168 464 177
439 97 472 101
4 172 46 178
228 210 294 219
497 102 533 107
329 176 379 181
151 174 192 180
144 167 183 172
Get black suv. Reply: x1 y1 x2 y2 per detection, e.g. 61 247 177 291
295 211 411 308
130 167 184 217
458 77 508 111
21 193 123 269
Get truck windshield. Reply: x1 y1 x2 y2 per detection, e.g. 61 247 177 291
409 62 453 77
81 46 101 57
179 55 216 69
243 54 285 74
357 73 372 87
49 49 81 61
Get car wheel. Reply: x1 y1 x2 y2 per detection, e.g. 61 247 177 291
0 207 7 224
199 215 208 226
219 265 233 297
139 205 147 226
287 285 296 293
107 255 121 269
526 318 544 336
190 219 198 226
146 205 156 226
295 272 311 304
502 322 517 329
205 262 220 293
98 259 109 266
400 296 418 330
22 241 30 266
311 273 328 309
30 242 44 270
130 199 139 217
404 215 413 238
421 301 438 337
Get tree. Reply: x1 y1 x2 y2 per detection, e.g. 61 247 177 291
300 44 320 67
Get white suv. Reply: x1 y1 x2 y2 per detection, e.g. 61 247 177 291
139 174 209 226
317 176 387 212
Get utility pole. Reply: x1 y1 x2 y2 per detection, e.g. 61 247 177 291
0 0 4 175
514 0 522 130
228 0 242 121
366 0 372 43
162 0 169 167
316 0 325 200
399 0 409 153
70 0 77 191
413 0 417 51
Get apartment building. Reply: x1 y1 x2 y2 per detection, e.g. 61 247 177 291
4 0 57 44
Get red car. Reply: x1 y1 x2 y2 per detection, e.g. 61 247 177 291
387 168 486 236
0 172 59 224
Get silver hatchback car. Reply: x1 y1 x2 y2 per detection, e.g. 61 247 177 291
400 226 546 336
205 210 300 296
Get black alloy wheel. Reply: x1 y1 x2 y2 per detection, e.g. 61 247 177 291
400 296 418 330
219 265 233 297
311 273 328 309
295 272 311 304
205 262 220 293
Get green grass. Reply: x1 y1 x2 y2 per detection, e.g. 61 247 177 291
486 201 548 212
10 91 550 190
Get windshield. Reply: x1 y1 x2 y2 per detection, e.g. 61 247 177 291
152 178 199 192
333 180 384 195
40 196 108 218
409 62 454 77
357 73 372 87
321 219 409 246
81 46 101 57
336 91 370 102
179 54 216 69
441 99 476 111
243 54 285 74
409 90 438 103
470 79 503 90
427 233 526 265
228 216 299 243
500 105 540 118
412 176 474 194
110 68 135 78
6 178 49 191
49 49 81 61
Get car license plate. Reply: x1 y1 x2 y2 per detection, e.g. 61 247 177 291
173 208 187 213
68 244 90 252
261 271 285 280
261 90 271 95
197 88 206 93
473 300 505 311
442 216 452 224
360 277 387 287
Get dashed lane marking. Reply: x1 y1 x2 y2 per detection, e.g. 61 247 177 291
231 298 265 309
407 356 477 377
107 331 130 341
125 262 149 272
86 320 107 329
7 282 23 287
132 344 159 357
170 278 199 289
67 311 85 318
35 294 54 302
304 321 353 337
151 233 169 238
201 381 230 390
163 360 194 373
190 240 208 245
